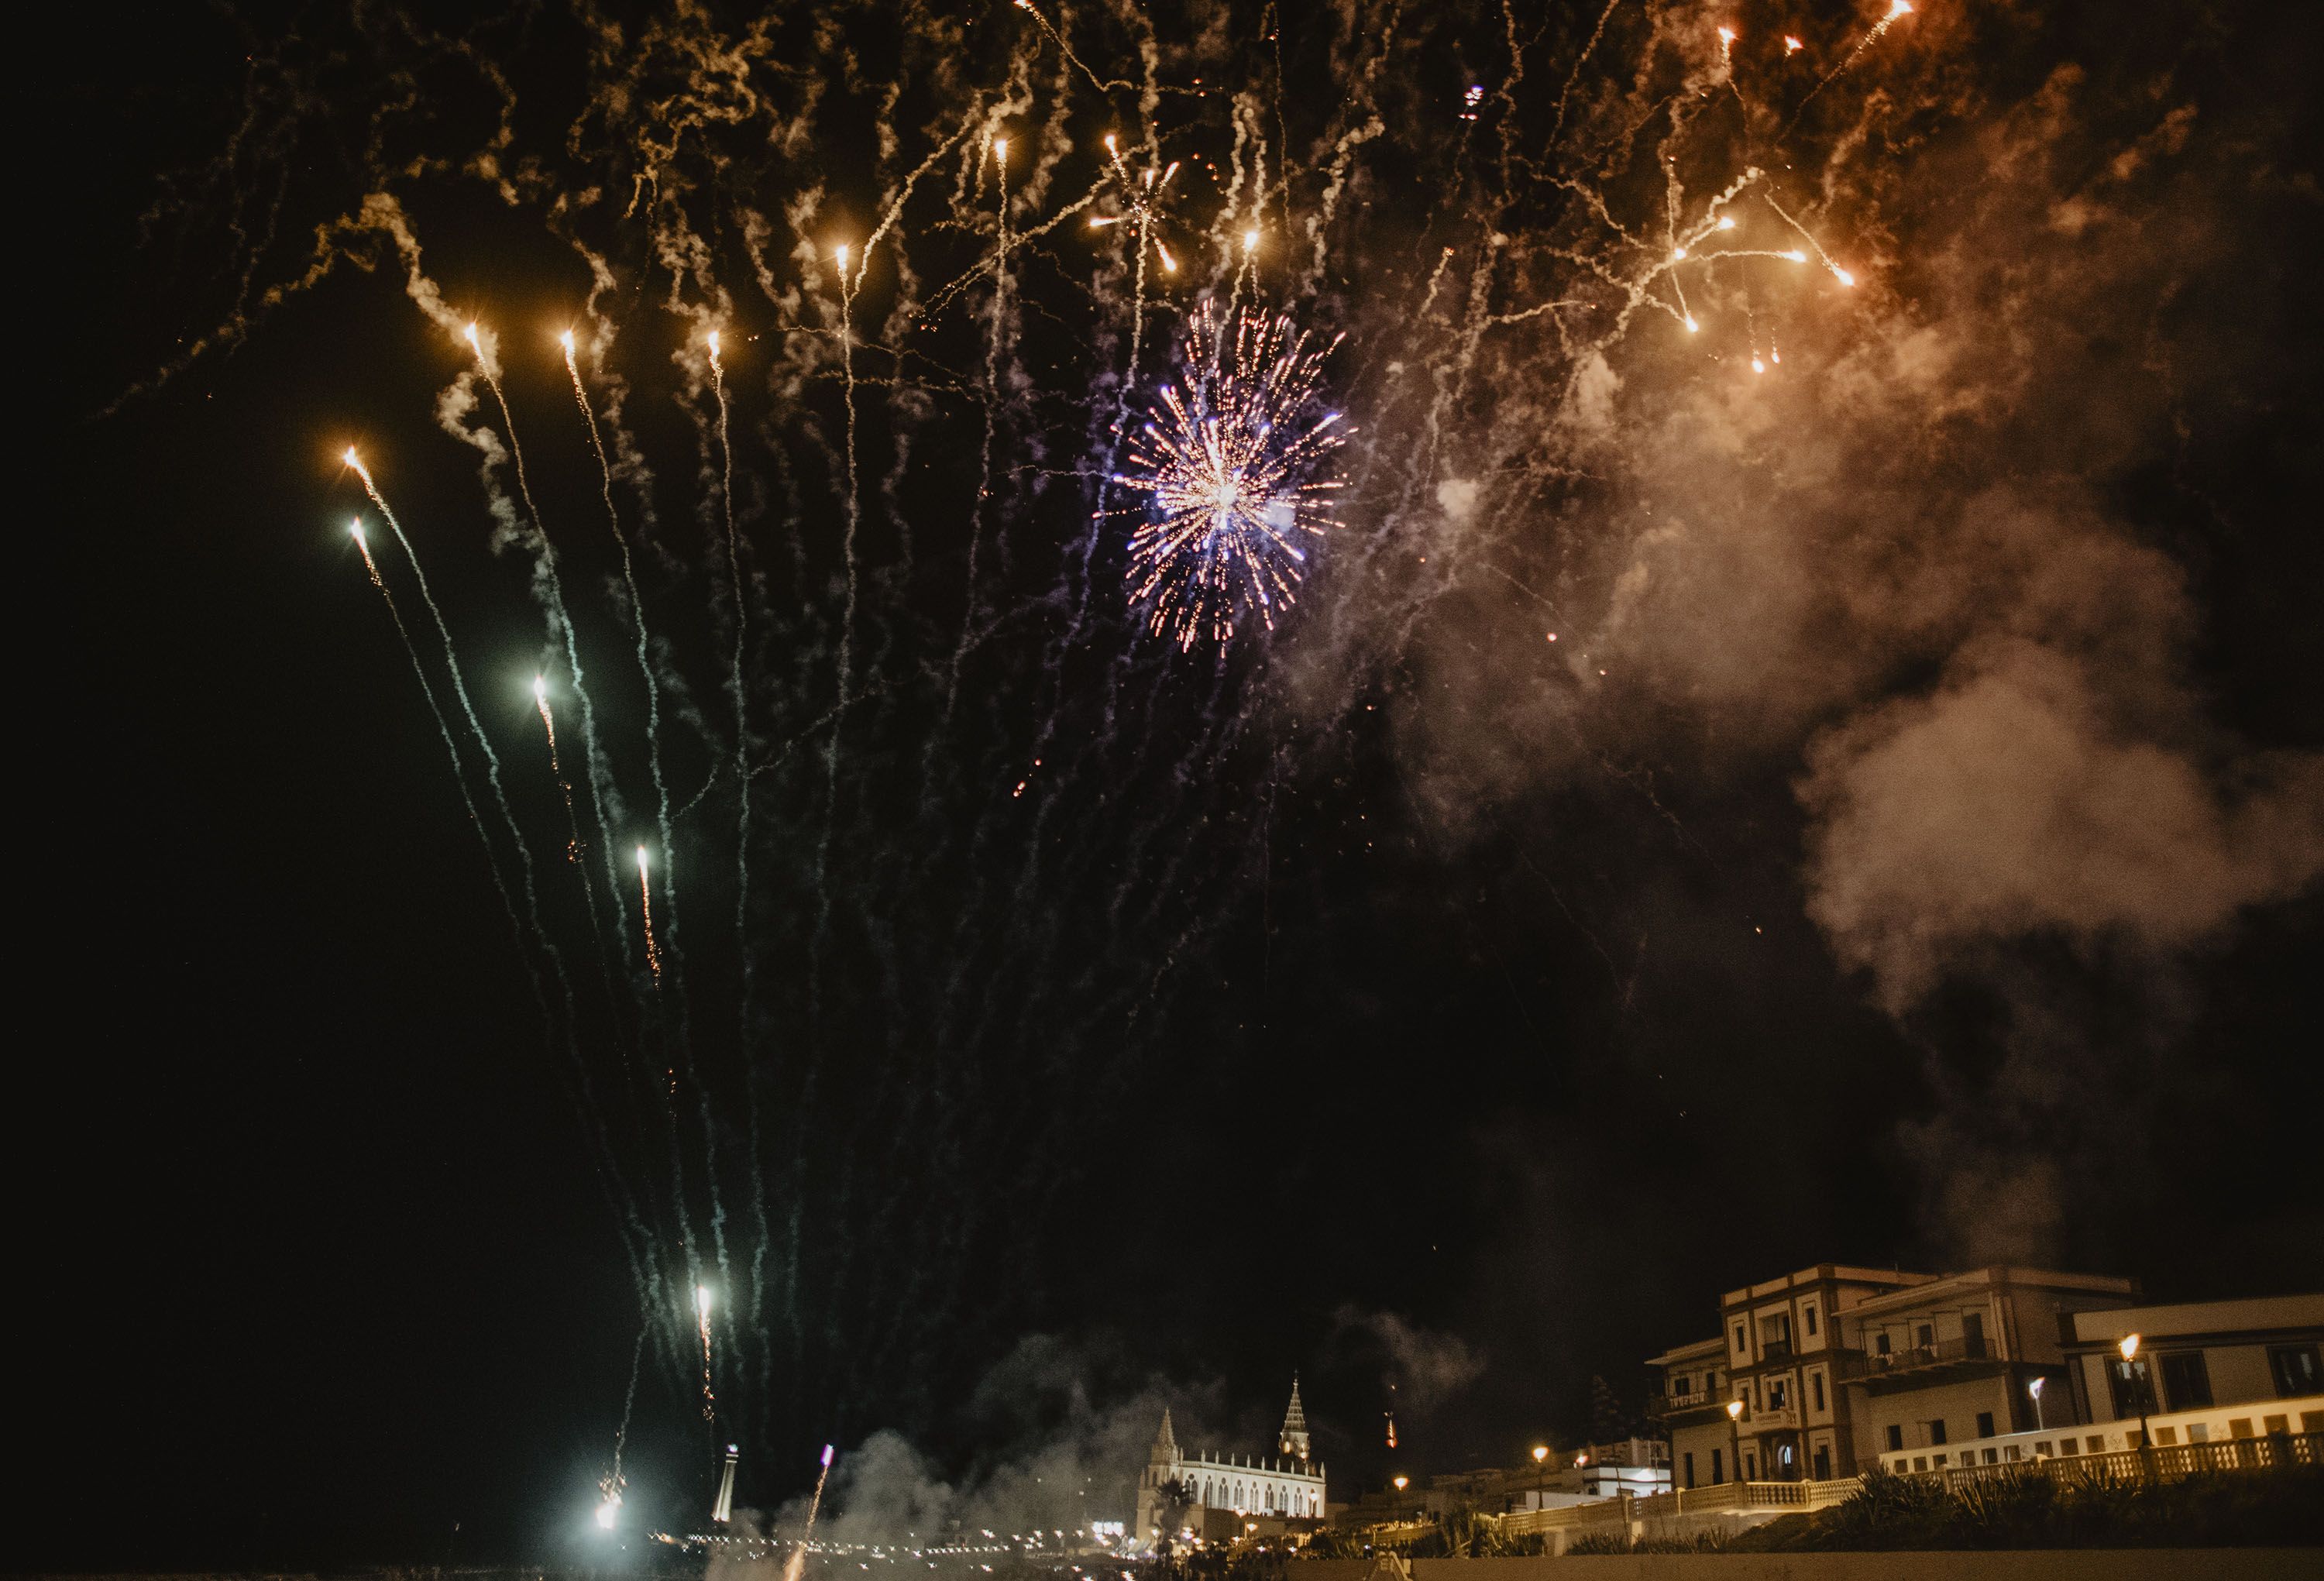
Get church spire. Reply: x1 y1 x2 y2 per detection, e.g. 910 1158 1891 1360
1150 1406 1180 1466
1278 1375 1311 1462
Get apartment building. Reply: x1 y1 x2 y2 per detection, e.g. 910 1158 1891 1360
2060 1291 2324 1440
1647 1263 2139 1486
1838 1267 2137 1469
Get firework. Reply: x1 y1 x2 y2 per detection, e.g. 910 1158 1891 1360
349 519 384 588
1088 133 1181 275
782 1445 838 1581
1114 303 1349 650
695 1282 717 1419
1798 0 1915 114
535 675 586 864
638 845 663 980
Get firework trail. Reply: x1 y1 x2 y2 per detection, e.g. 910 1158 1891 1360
535 675 584 864
1114 304 1350 650
1763 194 1858 287
345 449 555 958
781 1443 837 1581
706 331 752 966
564 329 686 997
1796 0 1915 119
944 136 1013 721
706 325 777 1374
694 1281 717 1420
538 672 626 1019
596 1323 647 1530
810 244 866 1009
348 519 522 933
637 844 662 981
352 483 661 1336
465 324 636 978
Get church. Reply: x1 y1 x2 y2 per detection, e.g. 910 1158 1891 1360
1132 1379 1329 1548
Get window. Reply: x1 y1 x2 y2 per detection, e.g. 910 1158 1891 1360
1928 1419 1948 1446
2154 1428 2178 1446
2058 1438 2077 1456
1805 1303 1820 1337
1917 1323 1935 1349
2106 1357 2154 1418
2229 1418 2254 1440
2188 1422 2210 1443
1683 1452 1695 1490
1933 1452 1948 1467
1964 1312 1986 1359
1745 1452 1756 1480
1886 1425 1904 1452
2267 1344 2321 1398
1913 1456 1927 1472
1768 1378 1788 1410
2006 1445 2022 1461
2034 1442 2052 1458
1976 1411 1995 1439
2264 1414 2288 1435
1813 1445 1831 1480
1670 1372 1689 1397
2161 1351 2213 1410
1876 1332 1892 1356
1982 1448 1999 1464
1811 1372 1826 1412
1711 1449 1724 1484
1735 1323 1748 1353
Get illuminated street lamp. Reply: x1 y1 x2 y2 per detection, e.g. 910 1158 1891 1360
2119 1334 2154 1470
1531 1445 1549 1464
1727 1398 1745 1484
2027 1376 2047 1433
1391 1476 1409 1491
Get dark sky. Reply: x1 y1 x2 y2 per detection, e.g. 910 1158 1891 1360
29 0 2324 1569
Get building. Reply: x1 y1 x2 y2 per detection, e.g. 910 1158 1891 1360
1648 1263 2140 1487
2061 1292 2324 1442
1132 1380 1327 1549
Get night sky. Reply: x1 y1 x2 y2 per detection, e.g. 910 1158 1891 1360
30 0 2324 1569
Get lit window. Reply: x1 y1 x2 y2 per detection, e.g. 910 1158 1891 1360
2267 1345 2319 1398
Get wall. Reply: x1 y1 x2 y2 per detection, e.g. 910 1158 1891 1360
1850 1373 2017 1466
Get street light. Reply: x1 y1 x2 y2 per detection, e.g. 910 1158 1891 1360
2027 1376 2047 1432
1531 1445 1549 1464
2119 1333 2154 1467
1727 1398 1745 1485
1392 1476 1409 1492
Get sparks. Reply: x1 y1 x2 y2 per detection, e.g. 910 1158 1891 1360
1090 137 1182 276
1113 302 1349 651
349 520 382 587
637 844 662 980
694 1283 716 1421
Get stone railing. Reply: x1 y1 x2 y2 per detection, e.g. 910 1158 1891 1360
1922 1429 2319 1491
1336 1435 2319 1556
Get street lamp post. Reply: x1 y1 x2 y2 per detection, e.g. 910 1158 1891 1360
1727 1399 1745 1485
2119 1334 2154 1478
2028 1376 2047 1434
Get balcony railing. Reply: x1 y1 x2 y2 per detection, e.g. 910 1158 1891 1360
1645 1389 1713 1418
1838 1335 1996 1380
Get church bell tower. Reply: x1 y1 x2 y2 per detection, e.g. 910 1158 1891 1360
1278 1374 1311 1463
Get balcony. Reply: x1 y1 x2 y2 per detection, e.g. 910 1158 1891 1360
1742 1403 1801 1434
1646 1389 1726 1421
1838 1335 2003 1385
